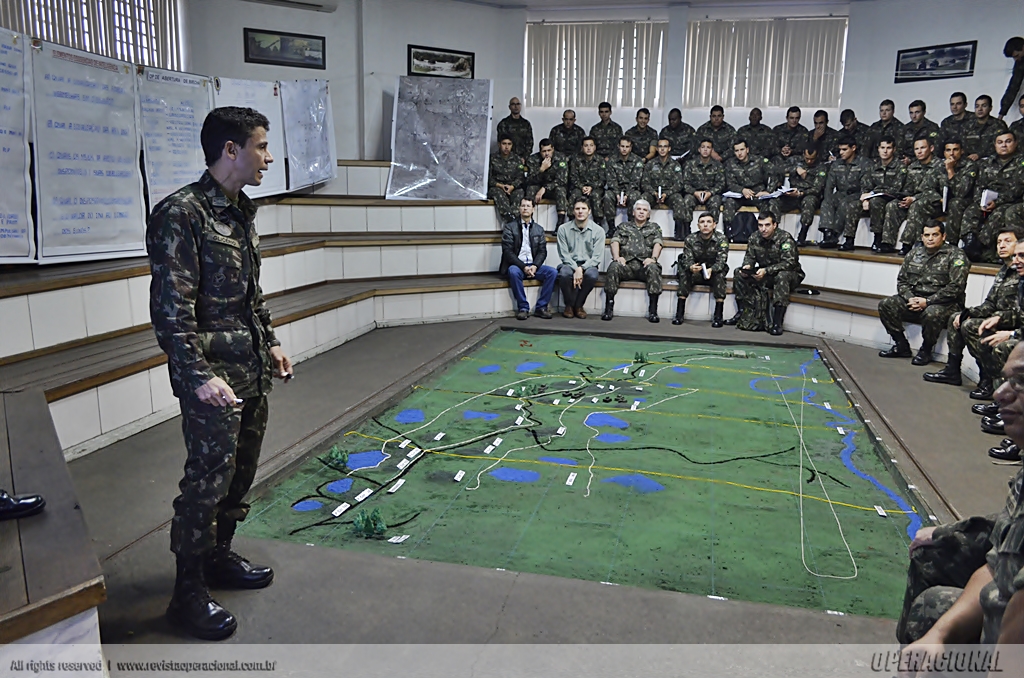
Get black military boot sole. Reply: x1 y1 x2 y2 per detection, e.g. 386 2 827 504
972 401 1000 417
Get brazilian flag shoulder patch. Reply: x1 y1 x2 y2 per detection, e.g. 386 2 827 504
781 242 792 250
953 258 965 266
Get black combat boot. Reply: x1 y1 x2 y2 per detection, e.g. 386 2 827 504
672 298 685 325
923 354 962 385
723 301 743 326
879 332 912 358
674 223 687 241
768 304 786 336
556 212 567 226
877 241 897 254
711 301 725 328
796 224 811 247
970 370 995 400
648 294 660 323
911 344 934 366
205 520 274 590
819 231 839 249
972 401 1000 417
981 414 1005 435
871 232 883 252
838 237 855 252
0 489 45 521
167 557 238 641
601 298 614 321
899 243 914 256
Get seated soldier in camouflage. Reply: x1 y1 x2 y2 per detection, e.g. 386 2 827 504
680 139 725 231
525 138 570 226
960 130 1024 263
568 137 606 227
878 221 969 366
859 136 906 253
601 200 663 323
488 135 525 224
940 136 978 247
673 212 730 327
769 141 827 246
884 132 947 257
642 138 687 240
722 138 775 226
603 137 645 234
817 135 869 249
923 226 1021 392
724 211 804 336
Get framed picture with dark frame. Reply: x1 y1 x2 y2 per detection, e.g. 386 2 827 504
407 45 475 79
894 40 977 84
244 28 326 70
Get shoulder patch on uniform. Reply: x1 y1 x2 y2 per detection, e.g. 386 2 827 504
719 241 729 248
969 171 976 177
953 258 965 266
818 171 826 176
559 161 566 167
674 165 681 171
781 243 792 250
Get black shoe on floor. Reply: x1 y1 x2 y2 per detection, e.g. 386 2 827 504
981 414 1005 435
534 306 552 319
206 548 275 590
879 342 912 358
877 242 897 254
0 489 45 521
989 443 1021 462
900 243 914 256
911 345 934 366
167 561 237 641
1001 438 1015 449
970 378 994 400
972 401 1000 417
922 364 962 385
515 309 529 320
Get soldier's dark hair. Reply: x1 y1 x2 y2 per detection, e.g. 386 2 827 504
733 138 748 149
497 133 514 143
757 210 777 223
699 138 714 147
922 219 945 235
912 130 934 144
878 135 895 147
837 135 857 148
637 107 650 117
1020 93 1024 104
976 94 993 107
618 136 633 146
804 141 821 156
943 135 963 149
839 109 856 125
950 92 967 104
1004 37 1024 58
598 102 612 111
710 105 724 115
880 99 895 109
573 198 590 208
813 110 829 122
520 196 534 205
998 225 1024 241
750 107 762 116
786 106 801 116
669 108 682 117
539 138 554 149
698 212 714 221
201 107 270 166
909 99 926 112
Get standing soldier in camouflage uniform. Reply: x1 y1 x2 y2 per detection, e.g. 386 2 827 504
940 92 971 147
695 105 736 163
601 200 663 322
940 136 978 246
899 100 941 163
885 134 947 255
736 108 777 161
818 135 870 249
643 139 688 240
624 107 659 161
147 107 293 641
681 139 725 232
773 106 809 166
496 97 533 161
589 101 624 160
603 137 646 234
722 138 774 226
963 95 1009 161
674 212 730 327
548 109 585 157
725 211 804 335
960 131 1024 262
525 139 570 225
488 135 526 225
859 136 906 253
878 221 969 365
771 142 827 246
568 137 607 226
809 110 841 159
924 226 1022 389
870 99 904 160
840 109 877 159
660 108 696 160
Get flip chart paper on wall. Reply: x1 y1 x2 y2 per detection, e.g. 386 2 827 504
31 41 147 263
279 78 337 190
0 29 34 262
139 66 213 208
211 77 286 199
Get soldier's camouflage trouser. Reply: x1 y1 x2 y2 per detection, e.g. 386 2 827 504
723 196 778 226
602 190 643 231
526 183 568 215
961 203 1023 251
676 264 727 299
885 199 943 246
897 515 996 644
865 196 897 236
878 295 961 347
488 186 523 224
733 269 804 308
818 195 859 235
949 315 983 357
770 194 821 229
981 338 1020 387
171 394 269 558
569 187 605 223
644 191 688 231
944 198 970 246
604 258 662 297
680 194 723 228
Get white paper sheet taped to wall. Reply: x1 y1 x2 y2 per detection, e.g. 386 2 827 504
0 30 34 263
31 41 148 263
279 78 337 191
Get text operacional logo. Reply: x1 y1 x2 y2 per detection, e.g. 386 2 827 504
871 649 1003 674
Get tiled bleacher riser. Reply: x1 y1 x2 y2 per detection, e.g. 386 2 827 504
311 164 391 197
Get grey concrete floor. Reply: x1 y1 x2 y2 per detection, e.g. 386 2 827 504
69 316 1016 644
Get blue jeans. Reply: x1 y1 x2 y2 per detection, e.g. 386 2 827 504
507 265 556 311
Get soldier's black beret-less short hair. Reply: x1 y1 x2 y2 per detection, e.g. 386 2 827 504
839 109 856 125
909 99 926 111
880 99 895 109
998 224 1024 241
757 210 776 223
837 135 857 147
733 138 748 148
710 105 724 115
598 101 612 110
201 106 270 166
618 136 633 145
498 133 514 143
923 219 945 235
878 135 896 147
669 108 682 117
698 212 714 221
813 110 829 121
637 107 650 117
943 135 963 148
786 106 801 116
699 138 714 146
950 91 967 103
1005 37 1024 58
976 94 993 107
539 138 554 148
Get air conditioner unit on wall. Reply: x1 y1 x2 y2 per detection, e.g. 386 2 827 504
240 0 340 13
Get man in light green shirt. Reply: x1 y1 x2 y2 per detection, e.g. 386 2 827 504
557 199 606 318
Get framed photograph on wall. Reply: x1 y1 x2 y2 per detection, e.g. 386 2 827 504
894 41 977 84
407 45 474 79
244 28 326 70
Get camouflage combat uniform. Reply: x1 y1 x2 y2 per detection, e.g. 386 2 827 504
695 121 736 160
496 115 534 160
525 150 570 215
677 230 730 300
844 121 878 159
568 153 607 223
885 156 946 247
961 151 1024 254
660 122 697 158
869 118 904 159
951 262 1019 380
723 154 775 224
772 122 809 164
642 155 687 236
769 158 828 230
809 126 841 159
977 278 1024 388
962 116 1008 160
940 114 971 149
877 242 969 347
898 467 1023 644
943 159 978 245
860 156 907 237
147 171 279 559
624 124 659 160
735 123 777 160
548 123 586 157
1011 118 1024 146
898 118 941 160
589 119 624 159
488 152 526 223
605 220 663 297
734 228 804 325
603 153 646 229
681 156 725 226
819 154 871 240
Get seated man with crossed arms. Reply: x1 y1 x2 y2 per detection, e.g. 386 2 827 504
556 199 605 319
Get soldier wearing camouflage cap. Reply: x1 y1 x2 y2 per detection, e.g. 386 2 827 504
148 107 294 641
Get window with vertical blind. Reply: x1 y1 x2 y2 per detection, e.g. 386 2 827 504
0 0 183 70
525 21 667 109
684 18 848 109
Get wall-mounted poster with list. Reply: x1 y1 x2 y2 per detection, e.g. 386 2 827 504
30 41 146 263
0 30 34 262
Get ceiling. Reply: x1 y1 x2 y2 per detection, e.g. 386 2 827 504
454 0 846 8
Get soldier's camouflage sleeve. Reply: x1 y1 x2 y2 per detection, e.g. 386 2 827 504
926 251 969 306
488 156 500 188
740 240 757 270
253 276 279 349
568 155 584 189
896 257 915 300
725 160 746 194
712 234 730 274
764 237 798 275
678 236 696 269
915 163 946 206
